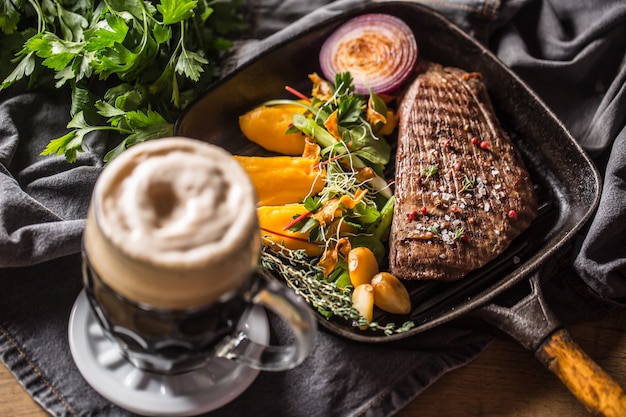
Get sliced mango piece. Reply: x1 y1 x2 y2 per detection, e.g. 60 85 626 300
234 154 325 206
258 204 323 257
239 103 307 155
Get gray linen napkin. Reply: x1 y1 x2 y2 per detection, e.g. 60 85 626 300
487 0 626 302
1 1 625 417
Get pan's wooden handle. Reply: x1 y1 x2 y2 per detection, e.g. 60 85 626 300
535 328 626 416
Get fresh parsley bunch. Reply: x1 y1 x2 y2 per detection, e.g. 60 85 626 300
0 0 248 162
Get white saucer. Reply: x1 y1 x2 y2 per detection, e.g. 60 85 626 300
68 290 269 416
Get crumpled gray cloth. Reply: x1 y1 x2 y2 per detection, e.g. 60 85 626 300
487 0 626 301
0 0 625 416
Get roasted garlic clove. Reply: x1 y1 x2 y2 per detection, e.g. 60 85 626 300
371 272 411 315
348 246 379 287
352 283 374 329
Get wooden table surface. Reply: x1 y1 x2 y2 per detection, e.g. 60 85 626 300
1 309 625 417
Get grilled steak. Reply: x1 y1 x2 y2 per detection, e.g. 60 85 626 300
389 61 537 281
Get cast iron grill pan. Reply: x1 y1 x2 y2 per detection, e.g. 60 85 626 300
176 1 586 340
176 2 625 415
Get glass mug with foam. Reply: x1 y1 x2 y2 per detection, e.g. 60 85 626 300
82 137 316 375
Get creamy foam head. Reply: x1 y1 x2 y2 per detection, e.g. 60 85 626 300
84 137 260 309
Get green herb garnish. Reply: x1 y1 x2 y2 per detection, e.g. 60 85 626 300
461 174 476 193
420 164 439 181
256 74 417 334
0 0 249 162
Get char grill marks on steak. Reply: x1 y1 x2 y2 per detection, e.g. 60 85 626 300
389 61 537 281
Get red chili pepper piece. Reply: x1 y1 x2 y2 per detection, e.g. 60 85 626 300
285 85 311 102
283 210 313 230
407 210 418 222
420 205 428 215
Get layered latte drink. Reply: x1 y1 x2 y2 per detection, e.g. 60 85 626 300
82 137 262 373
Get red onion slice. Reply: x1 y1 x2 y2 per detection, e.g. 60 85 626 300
319 13 418 95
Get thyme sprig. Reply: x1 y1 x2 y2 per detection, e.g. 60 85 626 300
260 245 416 335
260 246 355 320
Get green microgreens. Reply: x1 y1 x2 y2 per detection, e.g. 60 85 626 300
274 72 393 197
320 72 362 124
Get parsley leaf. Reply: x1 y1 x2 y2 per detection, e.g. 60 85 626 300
158 0 198 25
175 47 207 81
0 51 36 89
0 1 21 35
40 112 98 163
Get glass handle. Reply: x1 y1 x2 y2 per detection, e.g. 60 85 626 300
215 272 317 371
